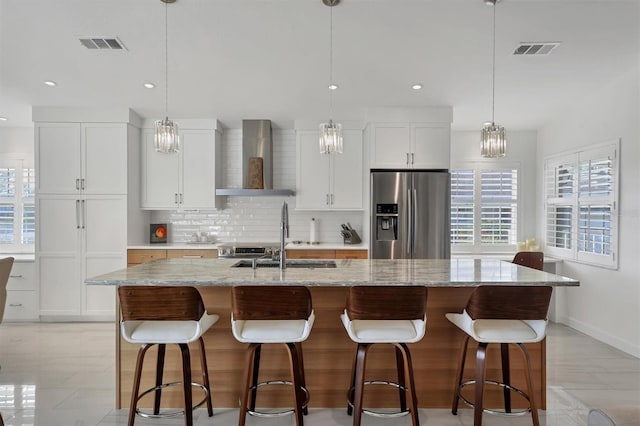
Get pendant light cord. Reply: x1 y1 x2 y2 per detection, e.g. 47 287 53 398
329 5 334 120
164 0 169 119
491 1 496 124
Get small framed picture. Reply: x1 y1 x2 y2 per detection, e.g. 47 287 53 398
150 224 168 244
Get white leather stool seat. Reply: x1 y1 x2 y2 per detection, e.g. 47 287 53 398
122 312 219 344
232 311 315 343
446 310 547 344
341 310 426 343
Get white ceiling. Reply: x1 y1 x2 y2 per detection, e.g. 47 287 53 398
0 0 637 130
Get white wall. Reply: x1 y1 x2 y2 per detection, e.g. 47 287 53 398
536 66 640 357
0 127 33 156
151 129 365 244
450 130 538 250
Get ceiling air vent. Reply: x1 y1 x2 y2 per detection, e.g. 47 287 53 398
513 42 559 56
78 36 127 50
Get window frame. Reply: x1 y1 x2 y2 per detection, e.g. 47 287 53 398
0 154 35 252
450 161 522 255
544 140 619 269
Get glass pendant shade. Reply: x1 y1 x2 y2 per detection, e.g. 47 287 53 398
480 122 506 158
154 117 180 153
319 120 343 154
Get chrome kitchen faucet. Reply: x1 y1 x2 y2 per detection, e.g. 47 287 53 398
280 201 289 271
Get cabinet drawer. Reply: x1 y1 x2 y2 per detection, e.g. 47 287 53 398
7 262 36 291
4 291 38 321
127 249 167 265
166 249 218 259
286 250 336 259
335 250 368 260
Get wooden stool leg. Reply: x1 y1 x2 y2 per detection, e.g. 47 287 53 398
397 343 419 426
474 343 488 426
153 344 166 416
347 347 357 415
198 337 214 417
517 343 540 426
395 345 407 413
452 335 470 415
501 343 512 413
353 343 371 426
238 343 259 426
295 342 308 415
286 343 305 426
248 344 261 412
129 344 152 426
179 343 193 426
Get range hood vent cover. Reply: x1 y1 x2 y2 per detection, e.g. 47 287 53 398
216 119 294 197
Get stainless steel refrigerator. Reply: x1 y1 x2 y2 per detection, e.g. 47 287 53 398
371 170 450 259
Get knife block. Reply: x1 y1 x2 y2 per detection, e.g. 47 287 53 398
343 229 362 245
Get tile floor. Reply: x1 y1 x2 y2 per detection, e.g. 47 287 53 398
0 322 638 425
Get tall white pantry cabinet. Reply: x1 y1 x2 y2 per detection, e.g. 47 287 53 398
34 108 144 321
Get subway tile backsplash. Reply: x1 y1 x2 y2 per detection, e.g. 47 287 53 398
151 129 365 244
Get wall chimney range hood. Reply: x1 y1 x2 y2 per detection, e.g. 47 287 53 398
215 119 294 196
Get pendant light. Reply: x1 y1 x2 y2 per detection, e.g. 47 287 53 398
480 0 506 158
154 0 179 153
319 0 343 155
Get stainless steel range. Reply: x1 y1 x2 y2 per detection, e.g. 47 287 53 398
217 242 280 259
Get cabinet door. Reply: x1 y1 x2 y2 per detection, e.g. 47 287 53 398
36 123 81 194
370 124 410 168
330 129 363 210
180 129 216 209
37 196 82 316
82 196 126 317
296 131 331 210
82 123 127 194
411 124 450 169
141 130 180 209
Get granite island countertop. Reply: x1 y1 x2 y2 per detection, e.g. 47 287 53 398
86 258 579 287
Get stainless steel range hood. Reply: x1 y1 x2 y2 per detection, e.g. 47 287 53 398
216 119 294 196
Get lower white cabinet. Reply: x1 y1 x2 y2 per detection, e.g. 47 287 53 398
36 195 125 320
4 261 37 321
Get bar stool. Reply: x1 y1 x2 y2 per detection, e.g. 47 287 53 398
446 285 553 426
512 251 544 271
231 286 314 426
118 286 218 426
341 286 427 426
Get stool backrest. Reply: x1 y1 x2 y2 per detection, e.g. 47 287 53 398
118 286 205 321
0 257 15 321
232 286 312 320
512 251 544 271
346 286 427 320
466 285 552 321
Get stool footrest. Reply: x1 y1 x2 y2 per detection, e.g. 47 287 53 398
135 381 209 419
245 380 310 418
458 379 532 417
347 380 411 419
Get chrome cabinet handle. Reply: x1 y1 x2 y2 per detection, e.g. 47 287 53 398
8 303 23 307
9 275 23 278
411 153 415 165
406 153 409 165
331 194 334 205
326 194 329 205
81 200 86 229
76 200 81 229
81 178 85 190
76 179 80 190
174 193 178 204
180 193 183 203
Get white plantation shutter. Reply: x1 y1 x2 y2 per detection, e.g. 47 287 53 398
544 141 618 268
22 168 35 244
451 167 519 251
0 168 16 244
0 160 35 248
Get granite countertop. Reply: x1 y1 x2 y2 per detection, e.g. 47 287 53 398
86 258 579 287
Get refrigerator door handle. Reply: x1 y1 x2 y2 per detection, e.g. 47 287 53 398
407 189 412 256
413 188 418 256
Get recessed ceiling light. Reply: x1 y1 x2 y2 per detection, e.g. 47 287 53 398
0 117 7 122
143 82 155 89
412 83 423 90
328 84 338 90
44 80 57 87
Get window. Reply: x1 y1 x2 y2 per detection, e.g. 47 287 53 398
544 141 618 269
0 157 35 249
451 166 519 252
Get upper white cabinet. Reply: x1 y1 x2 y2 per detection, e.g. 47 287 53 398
296 128 363 210
36 123 127 195
142 122 221 210
369 123 450 169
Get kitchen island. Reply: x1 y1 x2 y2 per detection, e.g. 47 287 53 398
87 258 579 411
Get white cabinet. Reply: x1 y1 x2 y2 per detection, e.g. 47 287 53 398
369 123 450 169
296 129 363 210
142 127 220 210
36 123 128 195
36 195 125 318
4 261 37 321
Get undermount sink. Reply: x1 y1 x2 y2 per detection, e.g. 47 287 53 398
231 259 337 269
